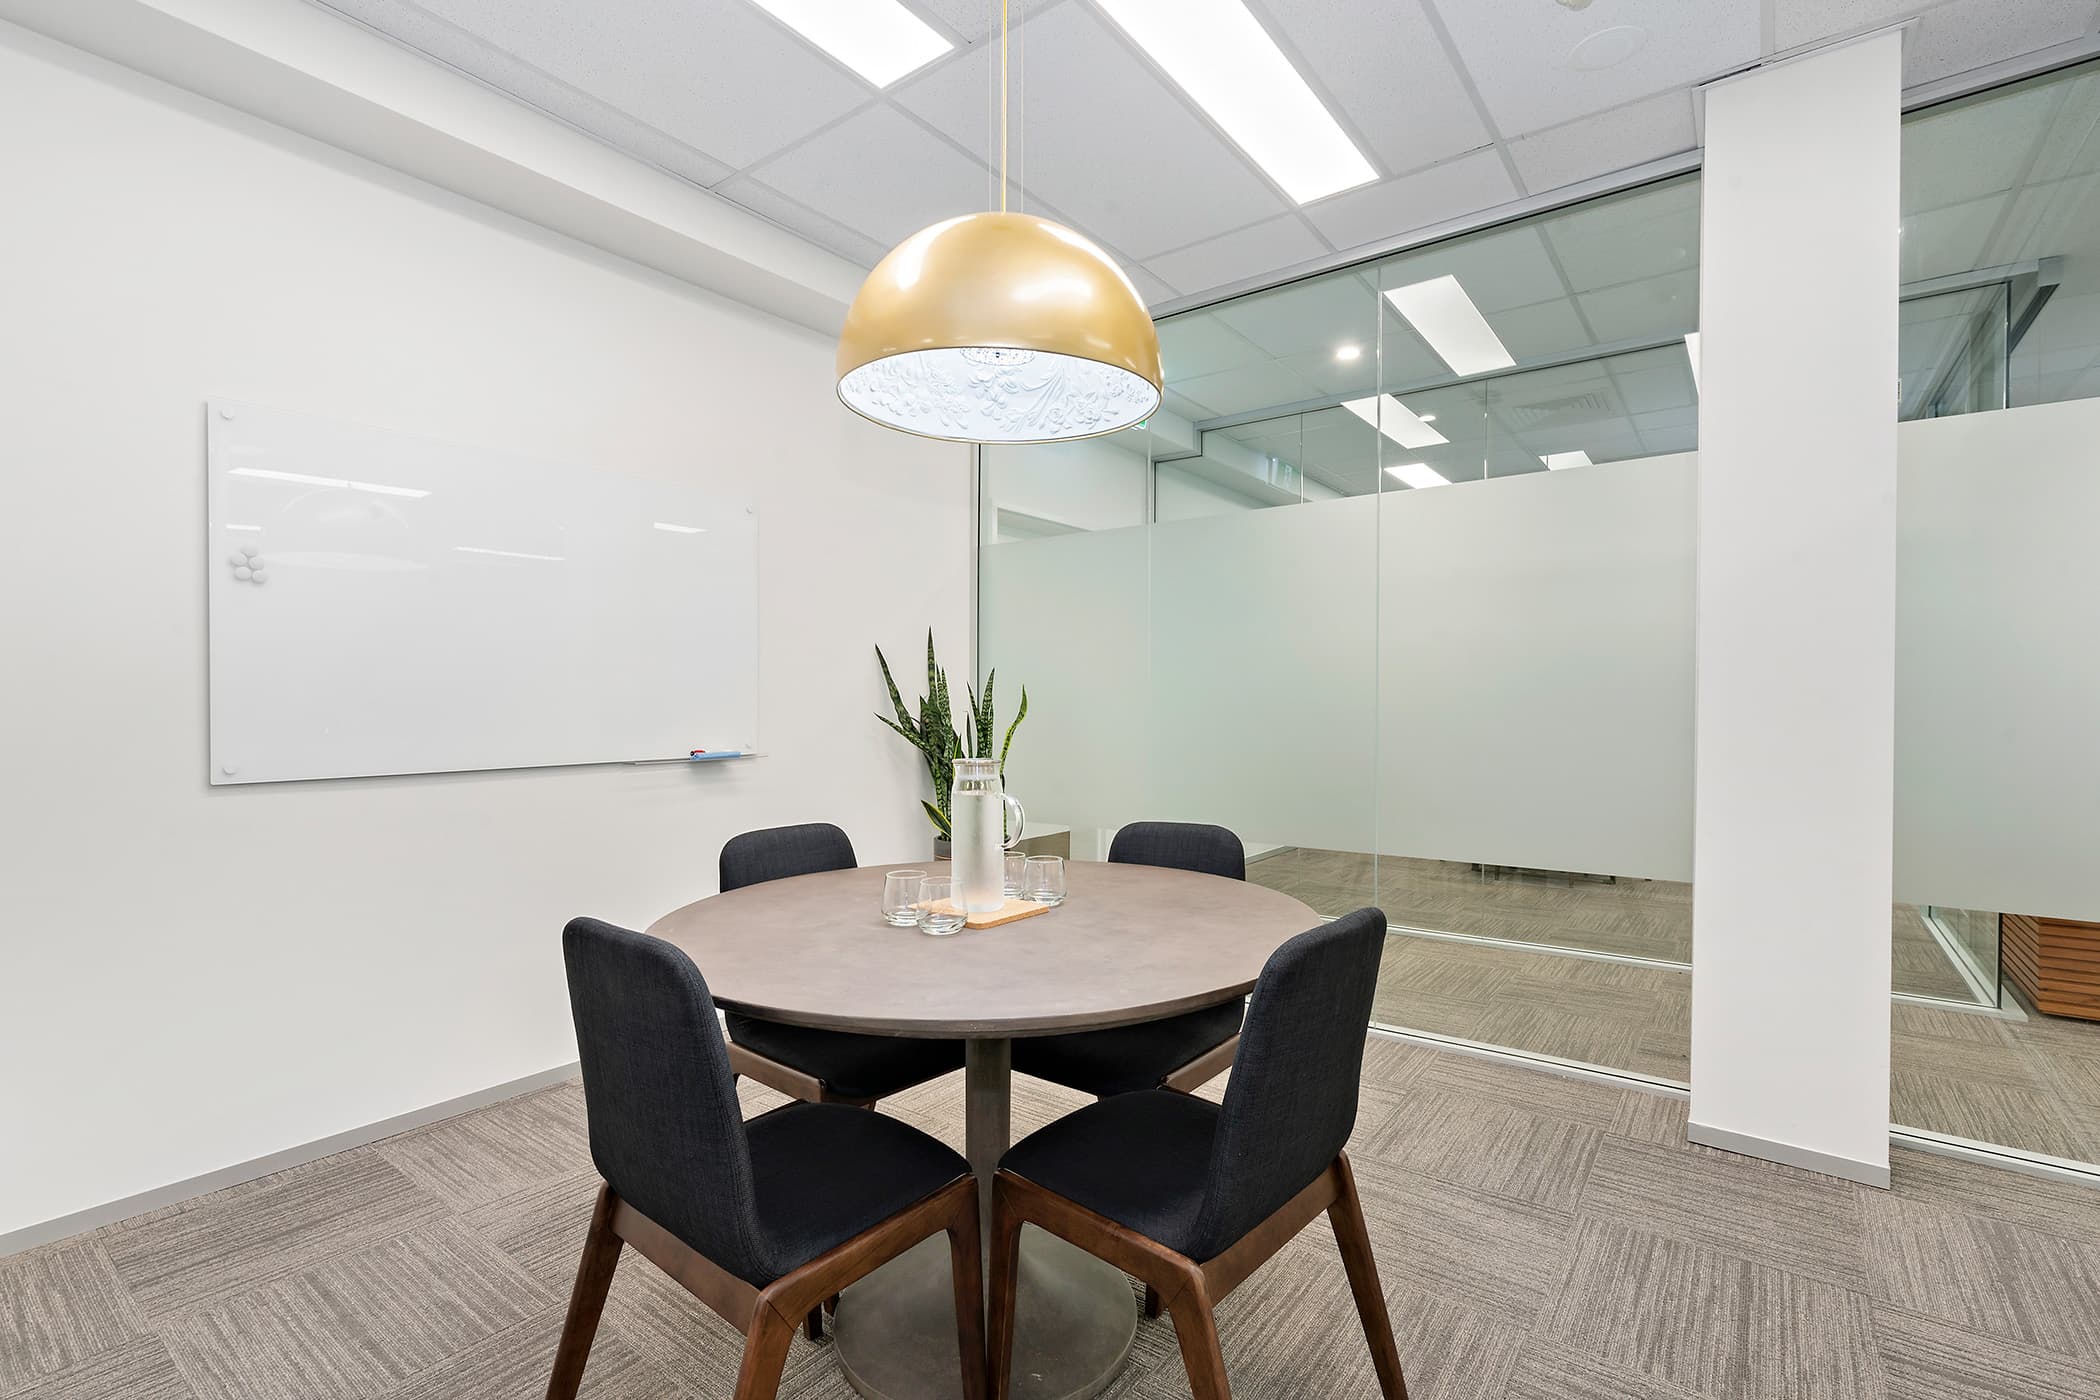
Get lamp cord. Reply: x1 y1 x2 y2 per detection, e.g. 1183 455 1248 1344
999 0 1009 213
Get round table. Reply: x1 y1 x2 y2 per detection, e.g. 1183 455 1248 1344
647 860 1317 1400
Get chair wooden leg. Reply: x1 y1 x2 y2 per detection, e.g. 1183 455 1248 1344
1165 1276 1231 1400
804 1306 823 1342
732 1305 797 1400
1142 1284 1163 1319
987 1185 1024 1400
945 1187 989 1400
545 1184 624 1400
1327 1157 1408 1400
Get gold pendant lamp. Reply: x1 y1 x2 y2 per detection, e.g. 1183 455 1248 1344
835 0 1163 444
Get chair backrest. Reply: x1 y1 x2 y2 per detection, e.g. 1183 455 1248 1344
1108 821 1245 881
561 917 776 1283
719 822 857 892
1187 907 1387 1260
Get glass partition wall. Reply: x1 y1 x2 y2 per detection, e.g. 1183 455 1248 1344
984 54 2100 1173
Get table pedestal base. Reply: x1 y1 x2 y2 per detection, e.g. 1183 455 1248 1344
833 1226 1136 1400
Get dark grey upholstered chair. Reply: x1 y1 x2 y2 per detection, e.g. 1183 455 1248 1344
718 824 965 1105
549 918 986 1400
1011 821 1249 1098
988 909 1406 1400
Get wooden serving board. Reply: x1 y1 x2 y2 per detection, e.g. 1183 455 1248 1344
931 897 1053 929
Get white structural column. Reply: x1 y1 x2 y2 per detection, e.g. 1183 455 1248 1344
1689 32 1902 1188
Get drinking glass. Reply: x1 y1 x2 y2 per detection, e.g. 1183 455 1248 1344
917 876 967 936
1021 855 1067 906
882 870 927 927
1003 852 1028 899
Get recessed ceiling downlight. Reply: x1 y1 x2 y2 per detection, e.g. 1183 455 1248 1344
1570 25 1648 72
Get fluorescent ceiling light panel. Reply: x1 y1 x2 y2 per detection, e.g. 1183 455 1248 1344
1383 276 1515 377
455 546 564 562
1385 462 1450 490
746 0 951 87
229 466 429 498
1093 0 1376 204
1684 332 1702 391
653 522 706 534
1341 396 1447 450
1542 451 1592 471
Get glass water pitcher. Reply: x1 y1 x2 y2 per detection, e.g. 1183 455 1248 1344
950 757 1024 913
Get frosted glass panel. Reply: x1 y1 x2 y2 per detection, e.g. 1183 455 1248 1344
1379 454 1697 881
1895 398 2100 920
1147 497 1377 852
979 525 1150 844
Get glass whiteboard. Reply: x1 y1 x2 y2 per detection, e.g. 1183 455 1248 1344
206 399 758 784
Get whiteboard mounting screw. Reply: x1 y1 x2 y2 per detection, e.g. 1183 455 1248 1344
220 763 238 776
219 407 235 420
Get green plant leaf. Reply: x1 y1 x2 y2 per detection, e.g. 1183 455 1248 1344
875 644 914 729
976 670 997 757
999 685 1028 774
920 799 952 839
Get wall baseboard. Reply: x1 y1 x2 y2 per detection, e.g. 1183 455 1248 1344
0 1061 580 1258
1688 1119 1892 1188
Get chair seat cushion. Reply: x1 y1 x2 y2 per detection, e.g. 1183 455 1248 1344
727 1013 965 1101
1000 1090 1220 1258
1011 1000 1243 1098
744 1102 968 1284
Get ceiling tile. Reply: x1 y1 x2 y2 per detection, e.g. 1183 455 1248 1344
1277 347 1382 397
1376 225 1568 311
1773 0 1937 52
1303 148 1519 252
320 1 742 185
1901 192 2007 282
713 174 891 265
1575 268 1700 343
1250 0 1493 173
1163 388 1221 420
1992 174 2100 265
1905 0 2100 86
1507 90 1698 195
1125 265 1180 305
1901 77 2061 211
913 0 1062 44
1174 362 1325 419
1489 297 1595 361
1212 271 1381 359
369 0 874 170
1428 0 1758 137
895 3 1289 258
1158 316 1273 380
1145 217 1330 301
747 104 989 247
1542 182 1700 295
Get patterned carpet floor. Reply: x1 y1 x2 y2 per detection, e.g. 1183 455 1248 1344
6 1038 2100 1399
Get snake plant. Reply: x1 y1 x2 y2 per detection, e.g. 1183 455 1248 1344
876 630 1028 840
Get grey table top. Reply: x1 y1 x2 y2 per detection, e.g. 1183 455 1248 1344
645 860 1319 1038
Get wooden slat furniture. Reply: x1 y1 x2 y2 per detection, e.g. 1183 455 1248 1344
2004 913 2100 1021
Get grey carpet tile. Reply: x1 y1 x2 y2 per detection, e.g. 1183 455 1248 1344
7 1339 194 1400
1461 1002 1640 1076
1408 1051 1636 1132
1892 1002 2022 1048
1501 1340 1709 1400
1371 984 1488 1042
375 1309 671 1400
0 1239 145 1398
158 1220 552 1400
1891 1070 2100 1162
1359 1032 1438 1090
459 1172 605 1295
1194 1237 1414 1399
1542 1218 1889 1400
1872 1302 2100 1400
1609 1088 1692 1148
373 1081 592 1213
1577 1138 1870 1291
1890 1025 2053 1089
1362 1089 1603 1213
1344 1156 1575 1329
1380 1284 1527 1400
100 1153 451 1321
1377 938 1514 1003
1885 1147 2100 1247
1859 1192 2100 1359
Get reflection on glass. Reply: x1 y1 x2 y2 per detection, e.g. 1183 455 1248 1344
1899 285 2008 420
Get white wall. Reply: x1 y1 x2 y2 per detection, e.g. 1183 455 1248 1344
1689 33 1901 1187
0 30 970 1241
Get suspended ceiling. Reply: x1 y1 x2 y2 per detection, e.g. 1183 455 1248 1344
315 0 2100 309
